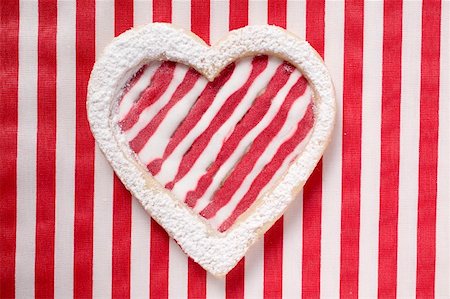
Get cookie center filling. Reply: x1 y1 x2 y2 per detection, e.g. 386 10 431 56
116 55 314 232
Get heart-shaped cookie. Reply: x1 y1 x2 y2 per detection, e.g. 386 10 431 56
87 23 335 276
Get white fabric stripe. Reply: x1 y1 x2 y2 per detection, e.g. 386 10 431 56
358 1 382 297
128 63 190 144
244 238 264 299
168 239 188 299
206 273 225 299
133 0 152 27
155 57 254 184
93 1 114 298
282 192 303 298
248 0 268 25
129 6 152 299
54 0 76 297
436 2 450 297
210 0 229 45
188 71 302 212
130 199 151 299
15 1 38 297
172 0 191 30
209 88 312 228
207 1 228 297
397 1 422 297
119 62 162 121
321 1 344 297
167 3 190 298
287 0 306 40
283 5 305 297
245 3 267 297
137 76 208 164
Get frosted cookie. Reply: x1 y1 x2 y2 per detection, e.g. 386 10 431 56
87 23 336 276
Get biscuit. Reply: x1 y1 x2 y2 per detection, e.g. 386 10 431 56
87 23 336 277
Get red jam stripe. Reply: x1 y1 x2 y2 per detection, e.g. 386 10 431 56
129 68 201 153
185 62 293 207
119 65 148 105
120 62 177 132
112 0 133 297
74 0 96 297
200 76 308 219
219 104 314 232
146 64 235 175
302 0 325 297
0 0 19 297
417 0 441 297
166 56 269 190
340 0 364 297
378 1 402 297
35 1 57 297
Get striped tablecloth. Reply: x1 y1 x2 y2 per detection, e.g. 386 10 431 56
1 0 449 298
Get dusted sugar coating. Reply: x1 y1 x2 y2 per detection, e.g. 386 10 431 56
117 55 314 232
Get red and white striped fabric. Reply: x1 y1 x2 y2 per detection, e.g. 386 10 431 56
1 0 449 298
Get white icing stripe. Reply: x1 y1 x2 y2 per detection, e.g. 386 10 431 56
118 62 161 121
190 71 303 212
171 58 287 199
154 57 255 184
138 77 208 163
207 88 312 228
125 63 189 141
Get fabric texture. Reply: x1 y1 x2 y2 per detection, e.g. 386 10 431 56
0 0 449 298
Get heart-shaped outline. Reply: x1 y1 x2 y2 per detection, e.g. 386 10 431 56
87 23 335 276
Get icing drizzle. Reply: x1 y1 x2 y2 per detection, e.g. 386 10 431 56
117 55 314 232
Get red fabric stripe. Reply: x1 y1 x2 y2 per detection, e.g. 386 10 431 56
416 0 441 297
121 62 177 133
219 104 314 232
225 4 248 297
149 3 171 297
302 0 325 297
74 0 96 297
112 177 132 299
191 0 210 45
265 5 286 297
268 0 287 28
229 0 248 30
150 220 169 299
153 0 171 23
264 218 283 299
340 1 363 297
147 64 235 175
200 76 308 220
186 2 211 296
166 56 269 190
112 1 133 297
185 62 292 207
187 259 206 299
35 1 57 297
226 259 245 299
377 1 402 297
0 0 19 297
129 69 200 156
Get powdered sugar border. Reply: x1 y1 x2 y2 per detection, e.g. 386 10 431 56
87 23 336 277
